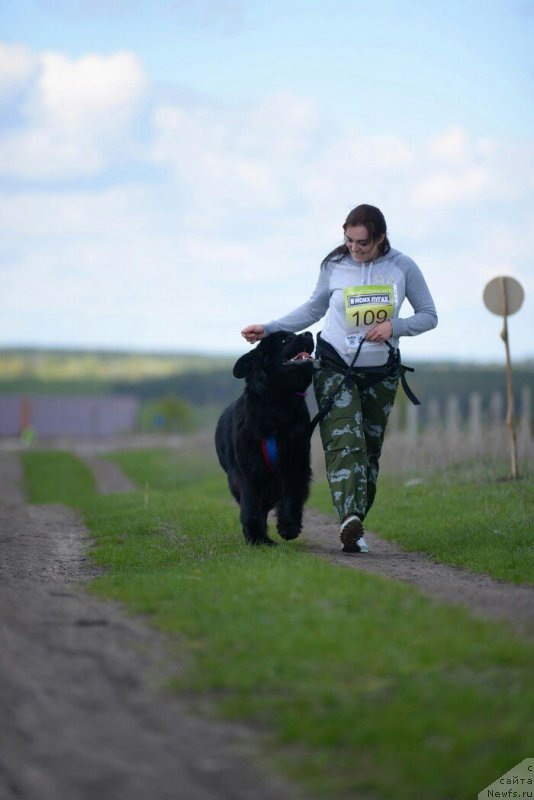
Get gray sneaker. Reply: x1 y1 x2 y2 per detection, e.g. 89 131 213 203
357 536 369 553
340 515 364 552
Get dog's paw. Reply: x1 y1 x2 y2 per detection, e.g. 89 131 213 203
246 536 277 547
277 527 301 541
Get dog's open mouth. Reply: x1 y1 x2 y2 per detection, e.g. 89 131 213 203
285 352 314 364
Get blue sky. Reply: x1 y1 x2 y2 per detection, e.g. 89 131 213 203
1 0 533 360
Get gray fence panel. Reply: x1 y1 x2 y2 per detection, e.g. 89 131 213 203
0 396 22 436
0 395 139 438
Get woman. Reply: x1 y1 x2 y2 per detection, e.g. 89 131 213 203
241 204 437 553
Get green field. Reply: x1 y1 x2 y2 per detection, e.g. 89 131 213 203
0 348 236 403
21 447 534 800
0 348 235 382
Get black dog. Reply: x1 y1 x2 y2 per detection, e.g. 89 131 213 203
215 331 314 546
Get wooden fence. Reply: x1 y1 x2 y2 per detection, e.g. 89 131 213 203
388 386 531 440
383 386 532 474
311 387 533 478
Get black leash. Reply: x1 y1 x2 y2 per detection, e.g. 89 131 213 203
309 337 365 434
384 342 421 407
309 337 420 435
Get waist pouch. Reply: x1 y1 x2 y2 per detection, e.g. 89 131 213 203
316 333 420 405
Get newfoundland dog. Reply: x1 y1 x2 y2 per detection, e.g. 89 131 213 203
215 331 314 545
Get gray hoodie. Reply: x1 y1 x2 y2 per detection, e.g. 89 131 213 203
263 248 438 368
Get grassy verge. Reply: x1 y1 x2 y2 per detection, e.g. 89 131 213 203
310 464 534 585
119 446 534 584
22 450 96 503
21 449 534 800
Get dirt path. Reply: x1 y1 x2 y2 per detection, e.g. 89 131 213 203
0 452 304 800
79 452 534 639
78 452 534 640
2 448 532 800
301 508 534 640
78 454 137 494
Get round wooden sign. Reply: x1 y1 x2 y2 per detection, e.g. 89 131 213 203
483 276 524 317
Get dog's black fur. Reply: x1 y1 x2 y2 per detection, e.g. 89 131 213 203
215 331 314 546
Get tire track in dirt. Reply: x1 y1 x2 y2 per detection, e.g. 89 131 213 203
300 507 534 640
0 452 305 800
78 454 137 494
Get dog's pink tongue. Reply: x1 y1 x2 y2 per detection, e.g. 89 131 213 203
295 352 313 360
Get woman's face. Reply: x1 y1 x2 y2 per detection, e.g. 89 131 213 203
344 225 385 263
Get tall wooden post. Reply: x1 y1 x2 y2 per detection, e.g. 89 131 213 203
483 275 524 481
499 279 518 479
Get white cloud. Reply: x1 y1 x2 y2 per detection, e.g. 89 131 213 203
0 43 38 97
1 42 533 358
36 51 146 130
149 91 320 216
241 91 318 156
150 105 278 211
0 49 147 177
412 167 490 207
429 126 470 165
0 185 152 236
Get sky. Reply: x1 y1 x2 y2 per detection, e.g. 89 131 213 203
0 0 533 362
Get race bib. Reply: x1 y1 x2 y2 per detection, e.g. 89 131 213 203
344 284 396 348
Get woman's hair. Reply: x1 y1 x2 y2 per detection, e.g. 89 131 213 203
320 204 391 268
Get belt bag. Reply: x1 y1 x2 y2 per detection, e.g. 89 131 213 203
310 334 420 433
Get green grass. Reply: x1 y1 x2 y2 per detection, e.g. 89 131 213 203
110 447 227 497
21 450 96 502
21 449 534 800
311 465 534 584
114 446 534 584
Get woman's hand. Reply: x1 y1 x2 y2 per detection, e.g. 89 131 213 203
365 320 393 343
241 324 265 344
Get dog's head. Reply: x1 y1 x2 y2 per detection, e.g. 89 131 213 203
233 331 314 394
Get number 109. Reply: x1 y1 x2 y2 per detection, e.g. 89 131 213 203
352 309 388 326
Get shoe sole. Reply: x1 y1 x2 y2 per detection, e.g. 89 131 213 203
341 543 361 553
340 516 364 547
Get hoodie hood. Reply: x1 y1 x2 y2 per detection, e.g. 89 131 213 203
365 247 401 266
340 248 403 285
339 247 402 269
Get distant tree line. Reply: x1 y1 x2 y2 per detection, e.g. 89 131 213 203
1 348 532 433
112 362 534 420
112 370 242 407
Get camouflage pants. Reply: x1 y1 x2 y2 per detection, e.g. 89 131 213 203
313 359 398 522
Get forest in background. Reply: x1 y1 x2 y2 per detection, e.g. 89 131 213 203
1 347 532 433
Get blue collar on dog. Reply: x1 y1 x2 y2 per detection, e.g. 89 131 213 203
261 392 307 472
261 436 278 473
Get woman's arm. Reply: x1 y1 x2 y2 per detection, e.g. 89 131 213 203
263 268 330 335
242 268 330 343
390 257 438 338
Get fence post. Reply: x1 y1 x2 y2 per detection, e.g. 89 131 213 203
427 397 441 429
520 386 531 437
469 392 482 444
489 391 504 424
446 395 461 440
406 403 419 442
387 403 400 434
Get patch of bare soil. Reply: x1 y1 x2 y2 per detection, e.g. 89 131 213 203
77 454 137 494
0 452 304 800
